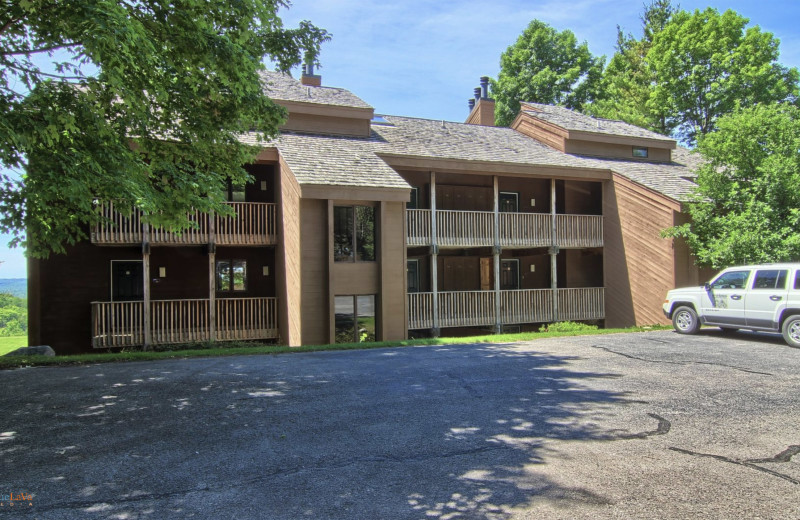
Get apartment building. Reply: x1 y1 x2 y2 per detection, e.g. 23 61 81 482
28 71 711 354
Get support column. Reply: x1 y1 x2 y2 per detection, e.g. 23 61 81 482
550 179 558 322
208 211 217 342
142 224 152 351
493 176 501 334
430 171 439 337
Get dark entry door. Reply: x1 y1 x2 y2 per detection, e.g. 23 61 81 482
500 259 520 290
112 261 144 301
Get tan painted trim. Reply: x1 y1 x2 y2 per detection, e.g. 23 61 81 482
611 172 682 211
301 184 411 202
378 153 611 180
273 99 374 120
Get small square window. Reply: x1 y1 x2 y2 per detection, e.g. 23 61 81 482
632 147 649 158
216 259 247 292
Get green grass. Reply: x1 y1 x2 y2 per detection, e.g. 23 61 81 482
0 325 670 369
0 335 27 356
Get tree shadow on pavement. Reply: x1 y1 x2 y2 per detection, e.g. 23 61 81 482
0 343 665 519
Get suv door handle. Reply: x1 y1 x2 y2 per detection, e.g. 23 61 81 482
770 295 783 301
730 294 742 300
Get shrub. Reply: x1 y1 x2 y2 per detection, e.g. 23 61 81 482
539 321 598 333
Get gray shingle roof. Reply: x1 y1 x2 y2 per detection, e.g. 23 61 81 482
523 103 675 143
374 115 594 169
239 105 700 201
579 148 700 201
259 70 373 110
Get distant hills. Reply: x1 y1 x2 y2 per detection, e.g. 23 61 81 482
0 279 26 298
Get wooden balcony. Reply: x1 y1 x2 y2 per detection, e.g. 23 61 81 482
406 209 603 248
91 297 278 348
92 202 277 246
407 288 604 330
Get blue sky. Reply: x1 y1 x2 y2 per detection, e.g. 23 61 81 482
1 0 798 279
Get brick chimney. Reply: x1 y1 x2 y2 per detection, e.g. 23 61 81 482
465 76 495 126
300 62 321 87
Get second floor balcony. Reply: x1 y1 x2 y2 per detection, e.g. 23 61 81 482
91 202 278 246
406 209 603 249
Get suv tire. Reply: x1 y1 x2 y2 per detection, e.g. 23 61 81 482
672 306 700 335
782 315 800 348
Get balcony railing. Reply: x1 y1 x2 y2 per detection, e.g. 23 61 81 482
92 202 277 246
91 297 278 348
406 209 603 248
407 288 604 330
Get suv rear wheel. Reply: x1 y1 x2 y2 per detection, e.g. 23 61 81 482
672 306 700 335
782 315 800 348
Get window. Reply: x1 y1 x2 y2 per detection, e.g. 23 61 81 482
795 271 800 290
334 206 375 262
407 259 420 293
752 270 787 290
499 192 519 212
407 187 419 210
216 260 247 291
335 295 376 343
632 147 649 158
710 270 750 290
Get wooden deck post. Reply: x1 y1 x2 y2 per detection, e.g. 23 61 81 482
493 176 501 334
142 223 152 350
430 171 439 337
209 210 216 342
550 179 558 322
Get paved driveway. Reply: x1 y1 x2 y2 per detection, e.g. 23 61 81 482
1 330 799 519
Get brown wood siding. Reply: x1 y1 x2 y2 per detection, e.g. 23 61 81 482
604 174 678 326
27 257 41 347
465 99 495 126
498 177 550 213
282 112 371 137
512 116 567 152
242 164 275 203
565 249 604 288
299 198 329 345
672 211 717 288
277 155 302 345
564 180 603 215
565 139 672 163
34 242 142 354
379 201 407 341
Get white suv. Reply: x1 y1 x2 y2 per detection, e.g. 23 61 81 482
663 263 800 348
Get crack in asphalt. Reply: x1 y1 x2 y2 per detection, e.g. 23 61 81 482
590 345 773 376
670 447 799 485
27 445 513 514
746 445 800 464
617 413 671 440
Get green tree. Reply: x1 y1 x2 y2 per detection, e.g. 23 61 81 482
588 0 677 135
0 0 329 257
665 103 800 268
0 293 27 336
492 20 604 127
648 8 798 145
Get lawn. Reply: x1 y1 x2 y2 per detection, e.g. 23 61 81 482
0 336 27 355
0 324 670 369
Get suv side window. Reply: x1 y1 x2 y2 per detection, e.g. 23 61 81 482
752 270 787 290
710 270 751 290
794 270 800 290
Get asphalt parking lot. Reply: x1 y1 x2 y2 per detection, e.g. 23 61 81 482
1 329 799 519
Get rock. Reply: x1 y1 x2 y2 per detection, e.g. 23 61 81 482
5 345 56 357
